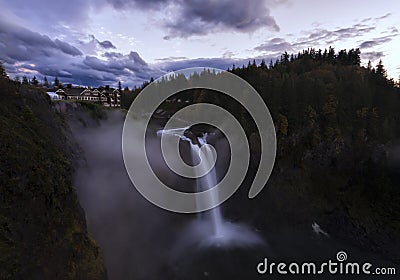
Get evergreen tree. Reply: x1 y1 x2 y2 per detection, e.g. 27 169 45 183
260 59 266 69
375 60 387 77
0 63 8 79
281 51 289 64
118 80 122 90
247 60 251 69
327 46 335 63
31 76 38 86
269 60 274 69
54 76 60 87
322 49 328 60
22 76 29 85
348 48 361 65
43 76 49 87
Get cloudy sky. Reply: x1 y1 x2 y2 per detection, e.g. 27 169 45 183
0 0 399 87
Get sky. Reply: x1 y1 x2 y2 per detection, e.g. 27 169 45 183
0 0 399 87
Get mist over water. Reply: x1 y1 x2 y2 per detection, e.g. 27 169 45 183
70 112 265 279
158 128 264 248
71 112 180 279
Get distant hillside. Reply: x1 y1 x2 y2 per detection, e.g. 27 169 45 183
0 74 106 279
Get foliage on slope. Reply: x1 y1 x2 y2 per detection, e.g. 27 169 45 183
0 76 106 279
229 49 400 261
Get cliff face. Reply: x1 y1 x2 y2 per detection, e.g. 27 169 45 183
0 78 106 279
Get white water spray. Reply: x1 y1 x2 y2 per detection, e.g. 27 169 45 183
191 133 223 237
157 127 264 248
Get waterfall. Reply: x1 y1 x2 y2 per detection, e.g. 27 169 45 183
190 133 223 237
158 128 224 236
157 127 264 248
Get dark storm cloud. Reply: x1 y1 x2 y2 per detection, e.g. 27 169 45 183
106 0 280 38
83 51 149 74
0 19 82 64
163 0 279 38
0 20 160 87
4 0 282 39
54 39 84 56
71 51 159 84
6 0 282 39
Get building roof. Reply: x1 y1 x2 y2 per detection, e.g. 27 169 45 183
49 87 119 97
65 88 84 96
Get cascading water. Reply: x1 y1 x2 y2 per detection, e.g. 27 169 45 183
157 128 223 236
190 133 223 237
157 127 264 248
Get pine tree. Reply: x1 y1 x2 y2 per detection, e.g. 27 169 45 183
260 59 266 70
118 80 122 90
43 76 49 87
31 76 38 86
0 63 8 79
281 51 289 64
375 60 387 77
54 76 60 87
269 60 273 69
349 48 361 65
327 46 335 63
22 76 29 85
